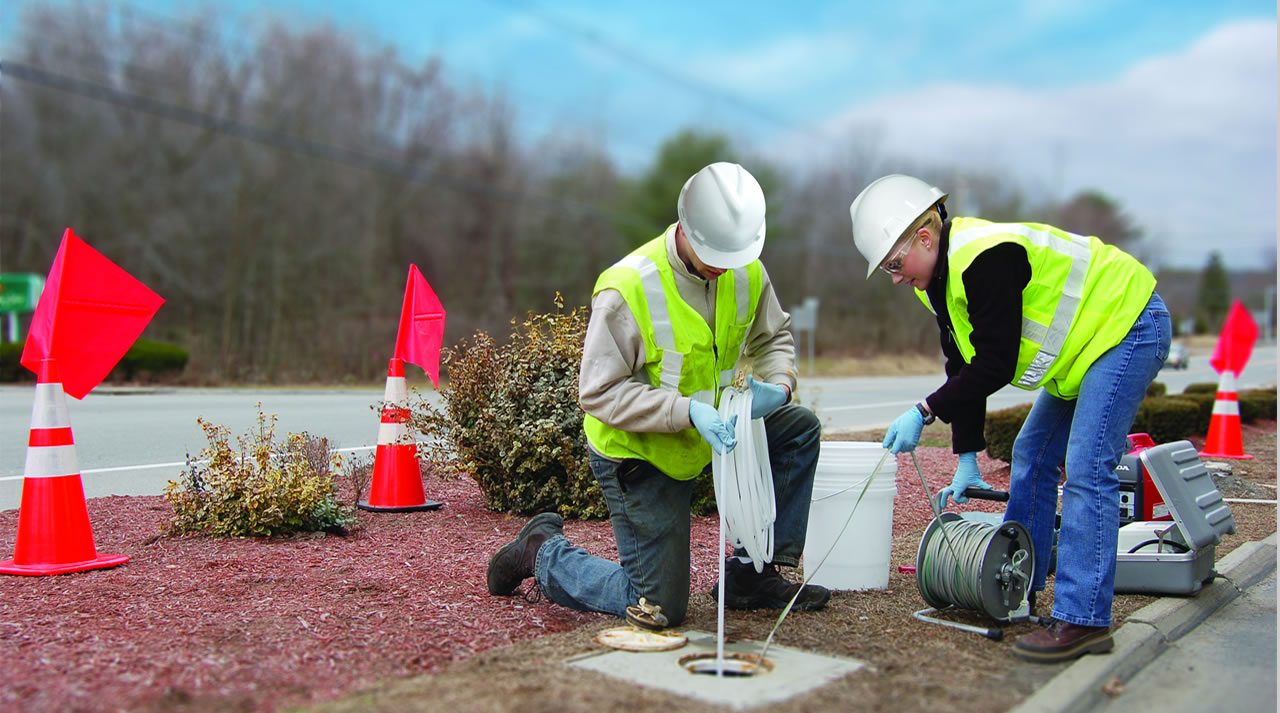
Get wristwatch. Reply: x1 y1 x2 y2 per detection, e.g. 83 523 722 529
915 402 936 425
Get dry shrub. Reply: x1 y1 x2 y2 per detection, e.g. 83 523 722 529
163 405 355 537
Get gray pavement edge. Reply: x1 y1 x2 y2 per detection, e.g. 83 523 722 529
1008 532 1278 713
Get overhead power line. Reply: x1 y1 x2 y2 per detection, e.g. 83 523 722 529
487 0 835 145
0 59 656 233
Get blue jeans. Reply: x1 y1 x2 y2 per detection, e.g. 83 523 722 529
534 403 822 625
1004 293 1170 627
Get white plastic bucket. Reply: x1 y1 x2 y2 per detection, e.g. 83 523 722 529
802 442 897 590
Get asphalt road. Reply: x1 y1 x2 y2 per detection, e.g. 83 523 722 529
0 344 1274 511
1091 570 1277 713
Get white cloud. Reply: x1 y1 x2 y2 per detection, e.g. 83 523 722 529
684 31 871 95
770 20 1277 271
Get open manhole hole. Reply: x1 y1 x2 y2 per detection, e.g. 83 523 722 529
678 651 774 677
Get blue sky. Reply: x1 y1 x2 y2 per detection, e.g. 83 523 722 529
2 1 1276 271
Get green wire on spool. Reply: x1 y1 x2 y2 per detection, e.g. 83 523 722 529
915 512 1035 622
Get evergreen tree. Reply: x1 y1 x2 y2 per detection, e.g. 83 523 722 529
1197 251 1231 333
613 129 735 249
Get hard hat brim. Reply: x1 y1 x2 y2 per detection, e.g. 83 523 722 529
687 217 767 270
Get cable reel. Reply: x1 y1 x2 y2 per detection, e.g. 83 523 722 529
913 512 1036 639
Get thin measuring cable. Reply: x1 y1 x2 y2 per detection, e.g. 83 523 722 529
909 453 1031 616
754 448 986 668
917 520 994 610
754 447 892 668
717 503 726 677
712 387 775 568
711 386 775 675
724 387 773 563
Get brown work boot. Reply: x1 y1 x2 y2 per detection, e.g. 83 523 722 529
710 559 830 611
1013 618 1113 663
486 512 564 596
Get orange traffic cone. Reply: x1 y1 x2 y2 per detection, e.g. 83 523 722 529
0 359 129 575
358 357 442 512
1199 371 1253 460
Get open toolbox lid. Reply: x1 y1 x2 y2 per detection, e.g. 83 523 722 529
1139 440 1236 550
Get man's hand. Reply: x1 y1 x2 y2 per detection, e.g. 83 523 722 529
690 400 738 454
936 452 993 508
882 406 925 454
746 376 788 420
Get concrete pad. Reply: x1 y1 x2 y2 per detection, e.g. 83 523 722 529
566 630 865 709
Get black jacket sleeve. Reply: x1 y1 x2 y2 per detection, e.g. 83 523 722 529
925 241 1031 454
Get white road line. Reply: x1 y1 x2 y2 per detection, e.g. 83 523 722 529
815 394 1033 414
0 445 378 482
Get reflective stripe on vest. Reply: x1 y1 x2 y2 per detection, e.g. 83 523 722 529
949 222 1091 388
611 256 753 394
583 231 762 478
927 217 1156 399
616 254 684 390
723 266 751 389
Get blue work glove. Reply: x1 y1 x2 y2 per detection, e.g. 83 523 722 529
882 406 925 454
690 400 738 454
936 452 993 508
746 375 788 420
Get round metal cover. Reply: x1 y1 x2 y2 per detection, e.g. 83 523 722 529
594 627 688 652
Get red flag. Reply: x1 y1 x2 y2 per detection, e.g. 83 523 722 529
393 265 446 388
20 229 164 399
1209 299 1258 376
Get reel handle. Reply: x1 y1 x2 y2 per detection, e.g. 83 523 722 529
963 487 1009 502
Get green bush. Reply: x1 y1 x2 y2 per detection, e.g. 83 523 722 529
1182 382 1218 395
1131 396 1200 445
2 339 189 384
984 403 1033 463
1240 388 1277 423
410 296 715 520
1146 381 1167 397
163 407 355 537
982 387 1231 463
1167 392 1215 434
0 342 27 382
112 338 189 381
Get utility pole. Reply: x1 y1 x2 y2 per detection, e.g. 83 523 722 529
1265 285 1276 343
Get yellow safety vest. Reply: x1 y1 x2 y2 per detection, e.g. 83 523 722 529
583 228 763 479
916 217 1155 399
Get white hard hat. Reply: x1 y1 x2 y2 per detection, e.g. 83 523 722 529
848 174 947 279
677 162 767 269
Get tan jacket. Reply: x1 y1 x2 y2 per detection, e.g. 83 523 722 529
578 225 798 457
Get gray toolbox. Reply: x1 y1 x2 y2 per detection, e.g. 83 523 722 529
1114 440 1236 596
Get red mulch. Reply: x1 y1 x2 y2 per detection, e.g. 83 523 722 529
0 447 1063 713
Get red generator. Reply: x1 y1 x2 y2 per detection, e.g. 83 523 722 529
1115 433 1171 524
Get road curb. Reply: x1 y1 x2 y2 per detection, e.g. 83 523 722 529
1007 532 1277 713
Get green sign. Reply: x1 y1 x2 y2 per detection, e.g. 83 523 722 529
0 273 44 313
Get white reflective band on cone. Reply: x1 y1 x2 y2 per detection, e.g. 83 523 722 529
30 382 71 429
378 422 410 444
25 444 80 478
383 375 408 405
1213 371 1240 415
1212 399 1240 416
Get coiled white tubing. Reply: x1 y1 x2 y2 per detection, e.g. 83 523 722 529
712 387 775 571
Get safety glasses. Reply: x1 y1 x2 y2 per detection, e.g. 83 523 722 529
878 234 917 275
